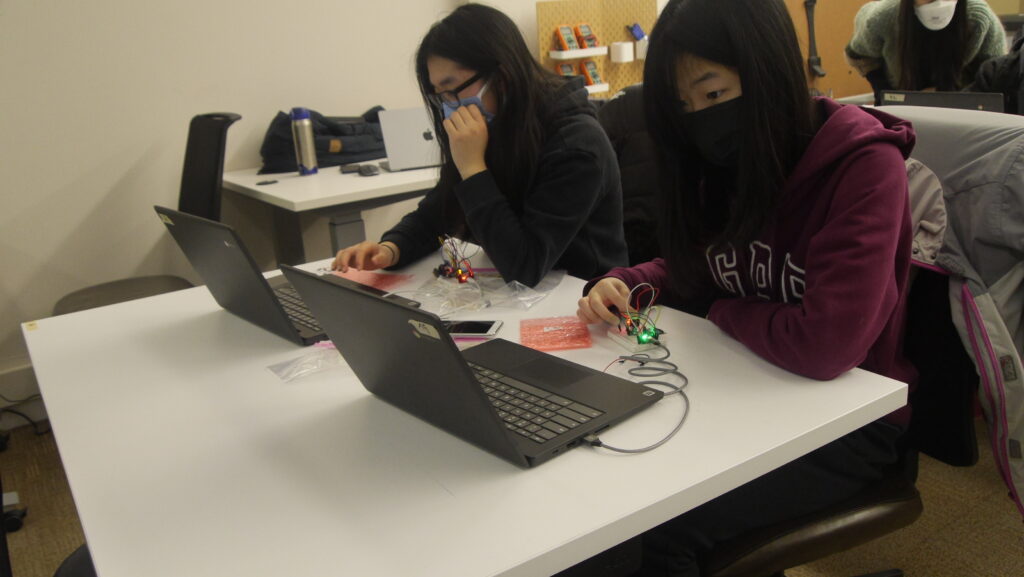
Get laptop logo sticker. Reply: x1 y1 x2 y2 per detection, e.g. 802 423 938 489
409 320 441 340
159 214 174 225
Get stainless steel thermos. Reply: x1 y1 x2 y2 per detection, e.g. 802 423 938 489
290 107 318 176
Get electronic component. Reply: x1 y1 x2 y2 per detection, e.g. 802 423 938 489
608 325 661 353
554 25 580 51
606 283 663 352
357 164 380 177
340 163 362 174
574 23 599 48
435 235 475 283
580 60 603 85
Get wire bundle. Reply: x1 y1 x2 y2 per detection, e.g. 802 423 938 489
619 283 662 344
435 235 475 283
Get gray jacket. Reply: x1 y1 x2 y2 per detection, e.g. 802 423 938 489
886 105 1024 519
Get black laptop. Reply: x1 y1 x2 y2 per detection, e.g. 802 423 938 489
280 264 664 468
879 90 1004 112
154 206 419 346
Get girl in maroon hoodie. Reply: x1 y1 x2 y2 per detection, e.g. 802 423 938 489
576 0 917 574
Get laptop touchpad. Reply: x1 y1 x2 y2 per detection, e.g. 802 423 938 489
514 358 589 387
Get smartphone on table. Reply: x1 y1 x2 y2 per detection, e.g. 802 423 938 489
442 320 503 338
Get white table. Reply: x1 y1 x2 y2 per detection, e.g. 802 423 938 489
22 259 907 577
222 165 437 266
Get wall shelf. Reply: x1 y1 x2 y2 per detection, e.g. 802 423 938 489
537 0 657 98
548 46 608 60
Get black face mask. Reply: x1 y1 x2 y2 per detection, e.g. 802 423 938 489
679 97 743 168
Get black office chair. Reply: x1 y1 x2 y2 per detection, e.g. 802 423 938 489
177 112 242 221
702 266 977 577
595 84 661 266
52 112 242 316
52 545 94 577
704 455 922 577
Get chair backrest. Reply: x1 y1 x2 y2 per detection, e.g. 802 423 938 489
177 112 242 221
884 104 1024 518
595 84 661 265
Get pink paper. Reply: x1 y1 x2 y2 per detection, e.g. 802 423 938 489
332 270 413 292
520 316 593 352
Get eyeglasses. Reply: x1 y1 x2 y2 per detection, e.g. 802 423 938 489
426 72 487 108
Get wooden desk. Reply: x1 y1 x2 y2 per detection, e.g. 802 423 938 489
22 259 906 577
222 165 437 267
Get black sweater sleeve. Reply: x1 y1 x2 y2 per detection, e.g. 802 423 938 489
379 185 446 268
456 145 610 287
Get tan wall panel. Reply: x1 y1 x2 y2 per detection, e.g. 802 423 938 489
786 0 872 98
537 0 659 97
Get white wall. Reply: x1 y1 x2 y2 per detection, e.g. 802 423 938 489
483 0 541 55
0 0 457 418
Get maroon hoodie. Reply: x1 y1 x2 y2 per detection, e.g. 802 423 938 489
595 98 917 426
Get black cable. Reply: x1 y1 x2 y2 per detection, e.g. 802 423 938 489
586 342 690 454
0 392 40 405
0 409 50 436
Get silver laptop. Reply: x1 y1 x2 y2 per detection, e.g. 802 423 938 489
378 107 441 171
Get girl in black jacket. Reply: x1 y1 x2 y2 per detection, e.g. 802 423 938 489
332 4 627 287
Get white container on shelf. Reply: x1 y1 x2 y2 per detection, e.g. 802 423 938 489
635 37 649 60
610 42 634 63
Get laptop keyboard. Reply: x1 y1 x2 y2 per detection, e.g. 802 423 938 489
274 287 322 332
467 362 605 444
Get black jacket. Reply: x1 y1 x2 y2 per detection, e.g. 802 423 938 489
970 35 1024 115
381 77 627 287
595 84 661 265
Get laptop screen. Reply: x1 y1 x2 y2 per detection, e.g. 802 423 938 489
879 90 1004 113
378 107 442 171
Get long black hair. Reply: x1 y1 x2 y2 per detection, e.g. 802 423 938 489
898 0 969 90
643 0 817 297
415 3 565 236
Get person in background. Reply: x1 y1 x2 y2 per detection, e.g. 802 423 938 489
332 3 627 287
845 0 1005 101
576 0 917 574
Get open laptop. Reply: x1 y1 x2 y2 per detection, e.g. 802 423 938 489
377 107 442 172
879 90 1004 112
154 206 419 346
280 264 664 468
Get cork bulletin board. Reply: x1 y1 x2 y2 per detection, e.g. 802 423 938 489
785 0 871 98
536 0 659 97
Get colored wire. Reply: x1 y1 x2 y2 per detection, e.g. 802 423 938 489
589 342 689 454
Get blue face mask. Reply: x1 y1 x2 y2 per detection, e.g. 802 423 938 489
442 80 495 123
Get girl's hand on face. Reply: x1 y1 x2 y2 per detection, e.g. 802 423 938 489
443 104 489 180
577 277 632 325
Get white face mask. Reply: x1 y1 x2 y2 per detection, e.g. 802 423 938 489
914 0 958 31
